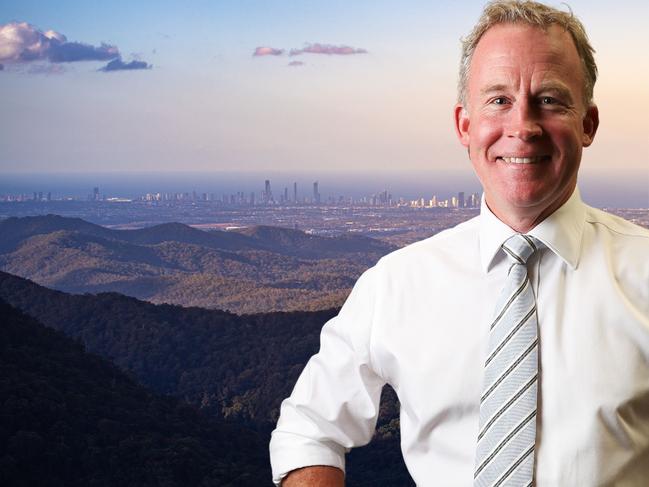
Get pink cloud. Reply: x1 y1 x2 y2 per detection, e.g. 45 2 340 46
253 46 284 57
289 43 367 56
0 21 65 62
0 21 120 64
288 60 304 67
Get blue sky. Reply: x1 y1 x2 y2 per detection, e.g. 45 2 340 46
0 0 647 197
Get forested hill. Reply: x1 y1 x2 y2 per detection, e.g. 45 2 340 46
0 271 413 486
0 214 391 256
0 297 268 486
0 270 333 425
0 214 395 313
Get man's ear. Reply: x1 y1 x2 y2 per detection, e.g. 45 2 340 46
582 104 599 147
454 104 470 148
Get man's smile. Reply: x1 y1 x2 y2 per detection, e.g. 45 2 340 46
495 155 551 164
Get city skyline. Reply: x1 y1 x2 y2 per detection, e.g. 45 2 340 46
0 0 647 188
0 168 647 209
1 178 481 210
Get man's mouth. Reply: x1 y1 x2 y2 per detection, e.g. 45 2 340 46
496 156 550 164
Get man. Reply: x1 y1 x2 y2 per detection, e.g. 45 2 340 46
270 1 649 485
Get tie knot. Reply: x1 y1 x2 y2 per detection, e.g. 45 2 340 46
501 234 541 265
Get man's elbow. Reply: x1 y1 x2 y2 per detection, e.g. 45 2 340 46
282 465 345 486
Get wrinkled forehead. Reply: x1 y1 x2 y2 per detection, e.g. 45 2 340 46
468 23 585 98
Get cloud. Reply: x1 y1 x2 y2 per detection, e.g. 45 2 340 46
49 41 118 63
99 58 151 72
288 61 304 67
0 21 150 73
253 46 284 57
0 21 63 62
289 43 367 56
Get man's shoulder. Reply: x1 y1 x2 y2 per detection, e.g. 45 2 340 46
583 205 649 314
584 206 649 242
583 204 649 284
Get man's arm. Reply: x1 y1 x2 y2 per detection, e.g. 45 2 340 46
269 267 385 484
282 466 344 486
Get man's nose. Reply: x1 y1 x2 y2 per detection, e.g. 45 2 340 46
506 103 542 141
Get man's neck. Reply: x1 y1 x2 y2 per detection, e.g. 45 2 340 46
485 188 576 233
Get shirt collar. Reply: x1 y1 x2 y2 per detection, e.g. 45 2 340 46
479 188 586 273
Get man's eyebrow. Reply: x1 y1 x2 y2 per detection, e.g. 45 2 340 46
536 84 574 102
479 84 509 97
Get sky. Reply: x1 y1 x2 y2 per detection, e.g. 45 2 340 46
0 0 648 195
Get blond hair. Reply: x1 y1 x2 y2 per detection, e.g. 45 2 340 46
458 0 597 107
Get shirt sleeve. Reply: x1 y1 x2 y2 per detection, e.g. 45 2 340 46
269 266 386 484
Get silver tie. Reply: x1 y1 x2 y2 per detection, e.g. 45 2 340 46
474 234 541 487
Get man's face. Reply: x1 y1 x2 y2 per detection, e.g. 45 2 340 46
454 23 599 229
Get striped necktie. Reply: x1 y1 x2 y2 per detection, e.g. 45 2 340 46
474 234 541 487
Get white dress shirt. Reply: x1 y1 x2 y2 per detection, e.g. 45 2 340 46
270 189 649 486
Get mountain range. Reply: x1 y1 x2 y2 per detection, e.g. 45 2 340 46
0 271 413 486
0 215 395 314
0 297 269 486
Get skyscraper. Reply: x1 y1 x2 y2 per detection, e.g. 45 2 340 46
293 182 297 204
458 191 465 209
313 181 320 204
264 179 273 204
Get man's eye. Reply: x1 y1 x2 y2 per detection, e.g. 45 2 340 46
491 97 508 105
541 96 557 105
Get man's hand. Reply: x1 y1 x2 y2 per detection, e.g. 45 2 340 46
282 466 344 486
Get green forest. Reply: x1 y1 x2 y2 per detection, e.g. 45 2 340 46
0 271 413 486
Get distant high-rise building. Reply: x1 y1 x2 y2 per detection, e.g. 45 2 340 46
264 179 273 204
284 187 288 203
46 192 51 201
377 190 389 206
93 187 99 201
313 181 320 204
293 182 297 203
458 192 465 209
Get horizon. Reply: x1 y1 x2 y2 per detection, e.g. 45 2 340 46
0 169 647 208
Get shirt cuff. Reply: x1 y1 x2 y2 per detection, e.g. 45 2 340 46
269 430 346 485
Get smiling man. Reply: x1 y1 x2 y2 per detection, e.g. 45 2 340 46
455 20 598 234
270 2 649 486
